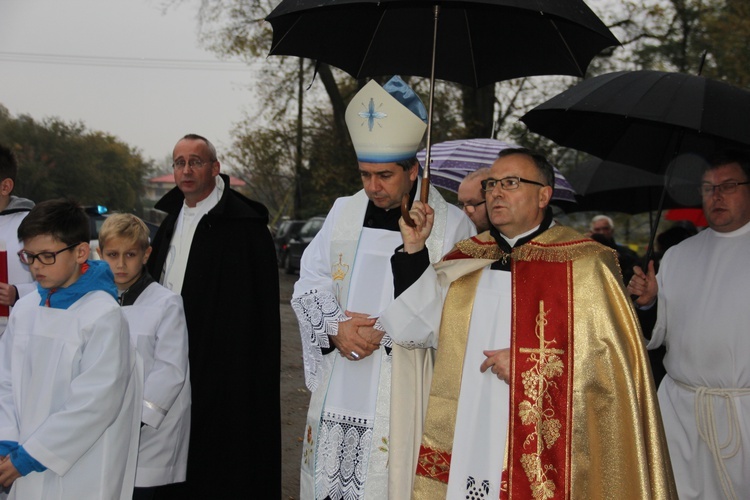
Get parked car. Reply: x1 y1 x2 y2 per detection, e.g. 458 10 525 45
85 205 159 256
274 219 306 267
284 216 325 274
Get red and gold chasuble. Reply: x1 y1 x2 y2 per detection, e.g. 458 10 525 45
411 226 677 500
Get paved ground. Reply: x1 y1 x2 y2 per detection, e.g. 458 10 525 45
279 268 308 499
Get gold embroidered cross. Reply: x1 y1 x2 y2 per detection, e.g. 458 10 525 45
519 300 564 484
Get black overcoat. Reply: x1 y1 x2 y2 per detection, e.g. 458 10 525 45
147 174 281 498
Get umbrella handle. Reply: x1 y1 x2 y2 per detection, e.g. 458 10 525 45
400 179 430 228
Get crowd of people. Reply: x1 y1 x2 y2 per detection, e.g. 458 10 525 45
0 136 280 499
0 74 748 500
292 77 748 500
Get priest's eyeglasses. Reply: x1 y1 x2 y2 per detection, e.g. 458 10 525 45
456 200 486 213
172 158 213 170
18 242 80 265
699 181 750 197
481 176 545 192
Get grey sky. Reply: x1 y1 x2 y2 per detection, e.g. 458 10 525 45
0 0 259 168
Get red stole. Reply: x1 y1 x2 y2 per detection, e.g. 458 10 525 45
502 258 574 499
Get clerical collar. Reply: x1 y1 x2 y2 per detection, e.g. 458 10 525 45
489 208 555 270
362 180 418 231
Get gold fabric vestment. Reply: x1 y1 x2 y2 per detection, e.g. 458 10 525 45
403 226 677 499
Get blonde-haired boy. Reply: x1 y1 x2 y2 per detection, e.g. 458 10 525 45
98 213 191 497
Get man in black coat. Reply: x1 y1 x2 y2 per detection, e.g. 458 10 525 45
147 134 280 498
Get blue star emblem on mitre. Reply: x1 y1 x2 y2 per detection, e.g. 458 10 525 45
358 97 387 132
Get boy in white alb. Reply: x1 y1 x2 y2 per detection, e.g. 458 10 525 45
0 199 141 499
98 213 190 499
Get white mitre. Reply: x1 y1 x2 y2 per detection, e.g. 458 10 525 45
345 76 428 163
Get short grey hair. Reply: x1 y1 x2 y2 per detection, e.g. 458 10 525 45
590 214 614 230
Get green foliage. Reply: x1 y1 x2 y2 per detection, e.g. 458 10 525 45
0 112 154 214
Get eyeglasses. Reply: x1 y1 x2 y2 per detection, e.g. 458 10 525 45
172 158 214 170
456 200 486 213
481 176 546 192
18 242 81 265
699 181 750 197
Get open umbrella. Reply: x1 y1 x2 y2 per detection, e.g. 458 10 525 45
566 158 701 214
520 70 750 259
266 0 618 89
266 0 618 221
520 70 750 173
415 138 577 205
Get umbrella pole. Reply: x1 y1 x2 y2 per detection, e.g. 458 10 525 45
642 130 688 266
402 5 440 227
421 4 440 204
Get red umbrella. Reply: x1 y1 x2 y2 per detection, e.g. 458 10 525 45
664 208 708 227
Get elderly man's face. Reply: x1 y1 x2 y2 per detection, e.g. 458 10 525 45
486 154 552 238
591 220 614 240
702 162 750 233
457 175 490 233
359 161 418 210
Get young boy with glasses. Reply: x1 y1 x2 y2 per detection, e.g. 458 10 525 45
0 199 141 499
97 213 190 500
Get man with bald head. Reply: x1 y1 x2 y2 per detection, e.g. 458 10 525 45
382 148 676 499
629 150 750 499
457 168 491 233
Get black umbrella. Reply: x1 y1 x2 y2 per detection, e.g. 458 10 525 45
566 158 701 214
266 0 619 88
520 70 750 173
521 70 750 260
266 0 618 221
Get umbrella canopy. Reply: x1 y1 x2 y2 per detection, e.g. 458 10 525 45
520 70 750 173
566 158 701 214
415 138 577 204
266 0 619 88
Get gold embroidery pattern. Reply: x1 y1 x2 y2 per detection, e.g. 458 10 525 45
303 424 314 465
518 301 564 499
455 237 504 260
452 227 609 264
331 253 350 281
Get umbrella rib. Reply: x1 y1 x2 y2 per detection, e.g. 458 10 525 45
548 17 585 77
462 9 479 88
269 15 303 53
356 10 387 78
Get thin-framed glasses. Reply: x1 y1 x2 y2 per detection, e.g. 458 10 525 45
18 242 81 265
172 158 213 170
699 181 750 197
481 176 545 192
456 200 486 213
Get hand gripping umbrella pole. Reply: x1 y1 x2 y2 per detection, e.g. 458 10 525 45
401 5 439 228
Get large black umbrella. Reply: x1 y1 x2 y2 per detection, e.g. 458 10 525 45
521 70 750 259
266 0 619 88
520 70 750 173
266 0 618 221
566 157 701 214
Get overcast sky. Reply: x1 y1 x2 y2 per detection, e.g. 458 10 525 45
0 0 260 168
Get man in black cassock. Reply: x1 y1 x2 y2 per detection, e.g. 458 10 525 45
148 133 280 498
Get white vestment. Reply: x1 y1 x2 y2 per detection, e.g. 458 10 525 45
0 290 141 500
0 203 35 334
648 222 750 499
292 186 474 500
381 261 510 499
122 282 191 487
